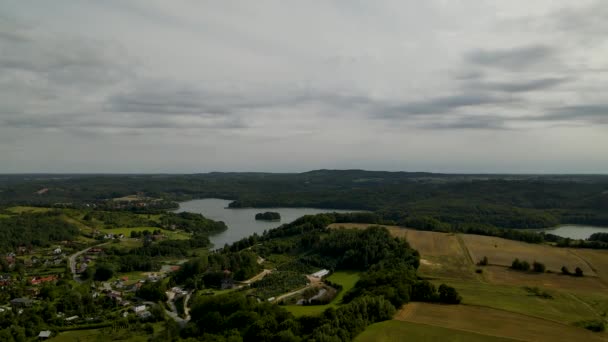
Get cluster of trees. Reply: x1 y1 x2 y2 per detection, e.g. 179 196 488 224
159 212 227 235
0 211 79 252
172 250 262 288
510 259 548 273
544 233 608 250
561 266 584 277
255 212 281 221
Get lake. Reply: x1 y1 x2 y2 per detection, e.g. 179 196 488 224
542 225 608 240
176 198 358 248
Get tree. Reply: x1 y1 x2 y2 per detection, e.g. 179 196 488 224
532 261 545 273
561 266 571 275
94 264 114 281
478 256 488 266
575 267 584 277
438 284 461 304
411 280 438 302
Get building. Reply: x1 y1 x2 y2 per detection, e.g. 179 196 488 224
310 269 330 278
132 305 146 313
38 330 51 340
29 275 58 285
10 298 33 308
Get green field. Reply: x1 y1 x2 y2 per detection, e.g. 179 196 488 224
6 206 52 214
355 320 516 342
434 279 604 324
284 271 360 317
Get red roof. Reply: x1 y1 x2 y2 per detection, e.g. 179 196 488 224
29 275 58 285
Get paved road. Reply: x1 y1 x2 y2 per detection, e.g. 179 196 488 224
67 242 109 281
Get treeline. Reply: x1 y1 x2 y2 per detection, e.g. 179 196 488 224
0 211 79 252
2 171 607 229
543 233 608 250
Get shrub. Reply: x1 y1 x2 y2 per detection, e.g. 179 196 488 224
511 259 530 271
532 261 546 273
561 266 571 275
576 319 605 332
438 284 461 304
475 269 483 274
478 256 488 266
575 267 584 277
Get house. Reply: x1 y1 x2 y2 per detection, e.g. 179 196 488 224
132 305 146 313
101 282 112 292
10 298 32 308
65 315 79 322
38 330 51 340
29 275 58 285
310 269 330 278
53 247 62 255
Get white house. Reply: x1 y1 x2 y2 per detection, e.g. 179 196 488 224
311 269 330 278
132 305 146 313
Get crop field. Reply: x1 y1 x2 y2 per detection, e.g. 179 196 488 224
394 302 608 342
403 230 477 281
461 234 595 275
440 279 604 324
481 265 607 292
355 320 517 342
569 249 608 285
284 271 360 317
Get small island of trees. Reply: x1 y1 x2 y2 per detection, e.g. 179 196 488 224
255 211 281 221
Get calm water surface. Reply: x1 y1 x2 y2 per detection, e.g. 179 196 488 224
543 225 608 240
176 198 357 248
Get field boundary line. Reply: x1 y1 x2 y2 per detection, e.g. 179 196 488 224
455 234 475 265
396 314 527 342
459 303 591 327
567 249 608 287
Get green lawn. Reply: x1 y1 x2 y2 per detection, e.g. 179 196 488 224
6 206 52 214
355 320 517 342
438 279 603 324
284 271 360 317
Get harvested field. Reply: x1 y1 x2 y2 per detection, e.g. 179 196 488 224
482 265 607 292
461 234 595 275
328 223 477 280
395 302 608 342
355 320 516 342
569 249 608 285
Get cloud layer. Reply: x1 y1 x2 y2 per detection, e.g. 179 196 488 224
1 1 607 173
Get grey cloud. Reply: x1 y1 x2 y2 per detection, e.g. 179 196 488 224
420 116 506 130
466 45 556 71
106 84 375 116
538 105 608 124
553 1 608 39
0 17 133 87
379 93 516 118
470 77 570 93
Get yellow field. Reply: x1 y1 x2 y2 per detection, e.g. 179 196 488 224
395 302 608 342
461 234 595 275
569 249 608 285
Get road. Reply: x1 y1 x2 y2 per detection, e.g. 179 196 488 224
67 242 109 281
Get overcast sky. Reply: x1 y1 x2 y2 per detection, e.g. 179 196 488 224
1 1 607 173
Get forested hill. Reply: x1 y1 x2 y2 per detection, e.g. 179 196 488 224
1 170 607 228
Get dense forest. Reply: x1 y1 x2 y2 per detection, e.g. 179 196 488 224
1 170 607 229
0 211 80 252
